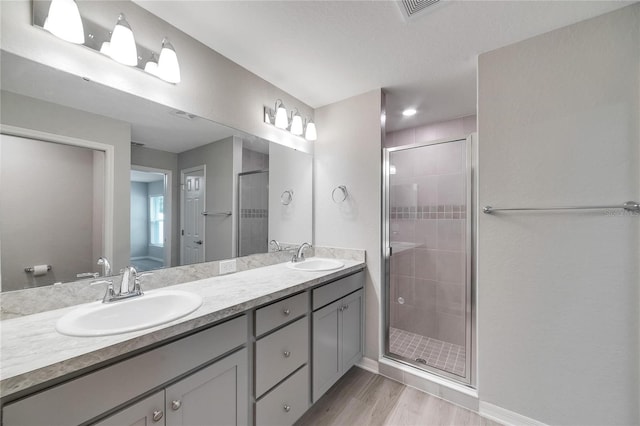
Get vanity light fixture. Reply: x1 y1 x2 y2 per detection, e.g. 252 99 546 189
304 119 317 141
290 109 304 136
402 108 417 117
274 99 289 129
264 100 318 141
44 0 85 44
157 38 181 83
109 13 138 66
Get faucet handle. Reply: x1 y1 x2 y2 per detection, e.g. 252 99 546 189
133 271 153 295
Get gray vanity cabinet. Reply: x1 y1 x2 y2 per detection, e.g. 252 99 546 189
165 349 248 426
311 272 364 403
95 349 248 426
93 392 165 426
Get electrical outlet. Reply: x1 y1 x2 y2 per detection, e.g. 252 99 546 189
219 259 237 275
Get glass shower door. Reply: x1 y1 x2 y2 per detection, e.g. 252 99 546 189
384 137 472 384
237 171 269 257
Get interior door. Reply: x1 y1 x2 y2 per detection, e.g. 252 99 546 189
181 168 205 265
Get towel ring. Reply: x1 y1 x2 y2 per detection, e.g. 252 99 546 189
281 190 294 205
332 185 348 203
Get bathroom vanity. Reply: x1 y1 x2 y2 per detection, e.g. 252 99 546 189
0 260 365 426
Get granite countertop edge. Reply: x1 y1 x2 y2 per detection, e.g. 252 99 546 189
0 260 365 400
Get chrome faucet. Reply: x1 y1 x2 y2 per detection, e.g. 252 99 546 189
92 265 152 303
292 242 312 263
269 239 282 252
97 257 112 277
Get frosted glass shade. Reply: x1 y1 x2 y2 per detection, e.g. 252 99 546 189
157 38 181 83
305 121 317 141
275 104 288 129
145 61 159 76
290 112 303 136
44 0 85 44
99 42 111 56
109 13 138 66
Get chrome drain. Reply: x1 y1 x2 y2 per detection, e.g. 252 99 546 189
415 358 427 364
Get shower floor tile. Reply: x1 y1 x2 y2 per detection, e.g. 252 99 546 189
389 327 466 377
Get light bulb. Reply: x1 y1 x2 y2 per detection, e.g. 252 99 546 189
305 120 317 141
109 13 137 66
99 41 111 56
290 111 303 136
144 53 159 76
44 0 85 44
402 108 417 117
157 38 181 83
274 101 288 129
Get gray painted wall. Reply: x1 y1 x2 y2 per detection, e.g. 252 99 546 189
0 91 131 275
314 89 384 360
178 137 236 262
268 142 313 246
477 5 639 424
0 135 95 290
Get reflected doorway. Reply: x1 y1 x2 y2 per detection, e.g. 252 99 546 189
130 167 171 271
180 166 206 265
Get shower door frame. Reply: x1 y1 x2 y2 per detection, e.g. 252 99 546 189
382 134 476 387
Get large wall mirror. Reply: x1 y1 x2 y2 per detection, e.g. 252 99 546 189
0 51 313 292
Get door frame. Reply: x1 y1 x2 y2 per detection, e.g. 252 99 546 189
382 134 476 387
1 124 115 269
180 165 206 265
131 165 173 268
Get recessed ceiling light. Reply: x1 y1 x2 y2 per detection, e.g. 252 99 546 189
402 108 417 117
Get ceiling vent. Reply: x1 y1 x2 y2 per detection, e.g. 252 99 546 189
398 0 441 19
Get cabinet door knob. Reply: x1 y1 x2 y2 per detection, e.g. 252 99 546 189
283 404 291 412
282 308 291 316
339 306 345 312
171 400 182 411
344 304 349 310
283 350 291 358
152 410 164 422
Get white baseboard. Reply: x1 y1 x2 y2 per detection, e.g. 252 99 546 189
479 401 548 426
356 357 379 374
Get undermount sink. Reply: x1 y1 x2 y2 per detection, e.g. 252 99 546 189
286 258 344 272
55 290 203 337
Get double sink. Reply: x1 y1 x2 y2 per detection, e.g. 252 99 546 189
56 258 343 337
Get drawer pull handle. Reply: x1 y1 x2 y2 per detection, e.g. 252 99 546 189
171 400 182 411
283 404 291 413
283 308 291 316
283 350 291 358
152 410 164 422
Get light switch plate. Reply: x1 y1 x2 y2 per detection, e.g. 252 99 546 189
219 259 237 275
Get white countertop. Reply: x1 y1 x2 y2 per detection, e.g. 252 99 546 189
0 259 364 400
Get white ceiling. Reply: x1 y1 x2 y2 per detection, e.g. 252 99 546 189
134 0 632 131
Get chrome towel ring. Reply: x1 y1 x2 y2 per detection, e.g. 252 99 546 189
332 185 348 203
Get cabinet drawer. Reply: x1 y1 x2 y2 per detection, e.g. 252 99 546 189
256 365 309 426
255 316 308 397
256 292 308 336
312 271 364 310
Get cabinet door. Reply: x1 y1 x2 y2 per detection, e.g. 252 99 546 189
341 289 363 372
93 391 165 426
165 348 248 426
311 298 342 403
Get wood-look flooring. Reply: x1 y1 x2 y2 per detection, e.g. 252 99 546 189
295 368 501 426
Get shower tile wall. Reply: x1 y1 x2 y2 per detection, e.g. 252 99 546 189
389 141 466 347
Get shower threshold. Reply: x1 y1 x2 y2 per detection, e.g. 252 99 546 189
389 327 465 377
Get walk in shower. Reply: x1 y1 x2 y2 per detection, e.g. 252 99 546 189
384 137 474 385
